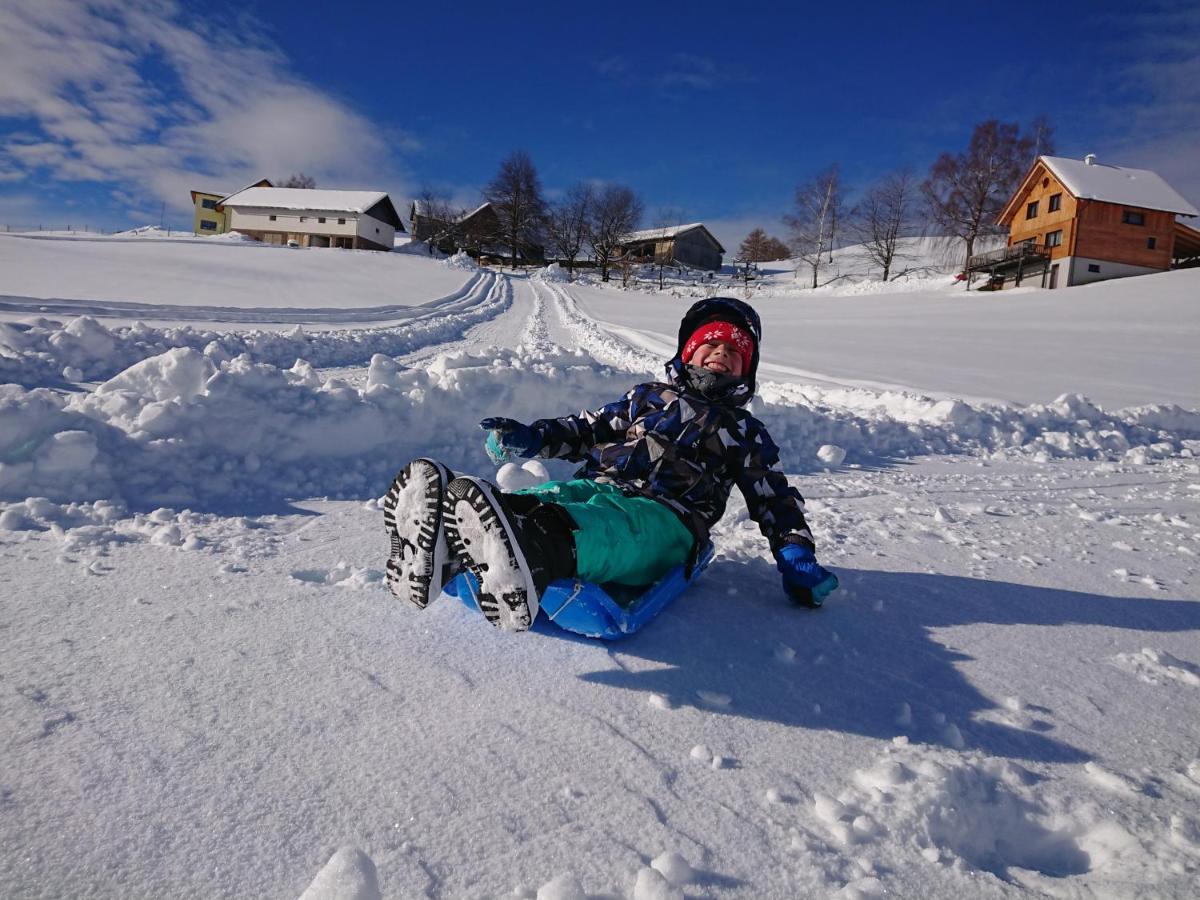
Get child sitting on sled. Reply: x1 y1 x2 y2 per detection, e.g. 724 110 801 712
383 296 838 631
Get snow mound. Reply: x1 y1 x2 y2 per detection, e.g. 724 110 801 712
533 262 570 283
3 340 1198 510
444 249 477 270
0 272 509 384
297 847 381 900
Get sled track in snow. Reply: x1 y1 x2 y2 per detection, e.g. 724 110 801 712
540 281 659 375
0 270 512 385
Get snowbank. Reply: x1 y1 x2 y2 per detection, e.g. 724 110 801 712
2 342 1197 510
0 274 510 385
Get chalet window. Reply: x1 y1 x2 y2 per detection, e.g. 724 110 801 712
1147 237 1157 250
269 214 277 221
201 198 217 210
318 217 326 223
1088 264 1100 273
338 218 346 225
1026 201 1039 219
200 220 217 231
1048 193 1062 212
1122 210 1145 226
1045 230 1063 248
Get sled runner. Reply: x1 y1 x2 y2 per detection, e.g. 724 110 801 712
444 543 715 639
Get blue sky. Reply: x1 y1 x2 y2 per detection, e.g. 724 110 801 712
1 0 1197 250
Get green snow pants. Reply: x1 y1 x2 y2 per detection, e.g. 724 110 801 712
512 479 693 587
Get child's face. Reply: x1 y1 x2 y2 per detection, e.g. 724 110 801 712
688 340 743 377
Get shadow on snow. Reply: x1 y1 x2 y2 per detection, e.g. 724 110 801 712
569 559 1200 763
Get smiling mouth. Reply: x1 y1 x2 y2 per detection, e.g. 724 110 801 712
704 360 730 373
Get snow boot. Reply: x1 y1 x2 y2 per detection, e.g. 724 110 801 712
443 476 576 632
382 458 459 609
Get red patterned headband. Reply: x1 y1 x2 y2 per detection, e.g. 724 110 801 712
682 321 755 374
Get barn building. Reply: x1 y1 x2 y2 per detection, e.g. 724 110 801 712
618 223 725 271
217 187 404 251
973 155 1200 290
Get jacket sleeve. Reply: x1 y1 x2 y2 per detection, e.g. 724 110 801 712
527 386 641 462
735 422 815 554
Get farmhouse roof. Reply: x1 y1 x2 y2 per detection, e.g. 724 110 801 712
1030 156 1197 218
220 187 389 214
621 222 726 253
219 186 403 229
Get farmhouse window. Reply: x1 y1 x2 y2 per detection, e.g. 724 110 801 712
1048 193 1062 212
1122 210 1145 226
318 217 326 223
1045 230 1063 248
1147 237 1157 250
1026 201 1038 219
338 218 346 225
1088 264 1100 273
201 198 217 210
269 214 277 221
200 220 217 231
299 216 307 223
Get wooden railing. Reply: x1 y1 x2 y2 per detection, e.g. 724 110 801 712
966 242 1051 270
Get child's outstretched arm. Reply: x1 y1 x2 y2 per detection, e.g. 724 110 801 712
479 387 641 464
735 425 839 607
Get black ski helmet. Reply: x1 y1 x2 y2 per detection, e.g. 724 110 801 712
673 297 764 395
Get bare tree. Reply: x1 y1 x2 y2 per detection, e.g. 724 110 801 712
544 183 593 279
851 168 920 281
588 184 643 282
483 151 546 269
785 163 844 289
279 173 316 189
412 187 464 251
922 118 1052 267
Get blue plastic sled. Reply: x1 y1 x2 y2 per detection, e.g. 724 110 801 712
444 543 715 639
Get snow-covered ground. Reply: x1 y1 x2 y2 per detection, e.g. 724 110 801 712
2 238 1198 899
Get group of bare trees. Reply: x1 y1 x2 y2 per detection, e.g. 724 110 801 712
420 152 644 281
749 116 1054 285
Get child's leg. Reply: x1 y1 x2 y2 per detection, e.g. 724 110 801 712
514 480 692 586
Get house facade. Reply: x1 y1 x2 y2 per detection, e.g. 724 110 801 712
191 179 271 236
191 190 229 235
618 223 725 271
983 155 1199 289
218 187 404 251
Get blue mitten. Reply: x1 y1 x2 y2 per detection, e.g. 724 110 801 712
775 543 839 608
480 417 539 464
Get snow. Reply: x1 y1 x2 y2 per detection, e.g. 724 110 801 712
1 235 1199 898
217 186 391 215
566 266 1200 409
1040 155 1200 217
0 233 471 318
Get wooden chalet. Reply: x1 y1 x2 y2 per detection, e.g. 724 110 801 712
970 154 1199 290
617 223 725 271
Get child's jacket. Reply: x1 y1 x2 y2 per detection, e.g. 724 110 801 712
528 358 814 555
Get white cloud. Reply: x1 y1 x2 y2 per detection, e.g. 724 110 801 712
0 0 412 217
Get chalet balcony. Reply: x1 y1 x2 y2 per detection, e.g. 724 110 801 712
965 242 1051 272
964 243 1051 274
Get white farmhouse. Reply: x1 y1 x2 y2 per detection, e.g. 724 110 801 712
216 187 405 251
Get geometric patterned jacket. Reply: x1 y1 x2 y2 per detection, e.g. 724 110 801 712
527 358 815 555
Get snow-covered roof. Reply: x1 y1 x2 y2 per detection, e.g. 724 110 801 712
620 222 726 254
1040 156 1199 217
219 187 390 215
624 222 706 242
